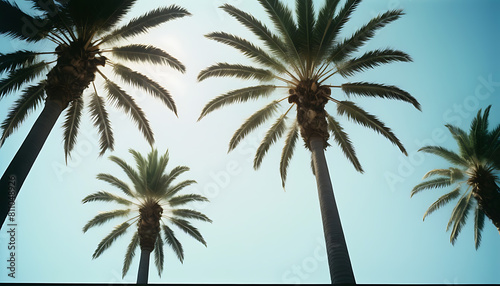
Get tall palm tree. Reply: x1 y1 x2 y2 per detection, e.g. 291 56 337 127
197 0 418 283
83 148 211 284
0 0 190 227
411 106 500 249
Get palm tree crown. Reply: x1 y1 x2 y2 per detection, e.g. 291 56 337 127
82 148 211 278
412 105 500 249
197 0 419 187
0 0 189 158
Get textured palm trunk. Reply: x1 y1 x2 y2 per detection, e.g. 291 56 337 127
310 136 355 284
0 99 64 227
137 201 162 284
470 167 500 234
137 249 151 284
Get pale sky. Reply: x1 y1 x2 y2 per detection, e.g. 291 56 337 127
1 0 499 284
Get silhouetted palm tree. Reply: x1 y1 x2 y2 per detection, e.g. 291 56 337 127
83 148 211 284
0 0 190 227
197 0 418 283
412 105 500 248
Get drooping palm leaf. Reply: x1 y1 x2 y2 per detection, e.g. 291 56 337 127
102 75 154 146
92 221 131 258
337 49 412 78
172 209 213 223
254 113 288 169
168 194 209 207
112 63 177 115
0 1 48 41
279 120 299 188
229 100 281 151
122 231 139 278
474 207 485 249
411 177 453 197
82 191 133 206
169 218 207 246
449 192 473 245
89 92 114 156
63 97 83 161
327 114 362 172
111 45 185 72
0 81 45 146
83 210 131 233
337 100 407 155
198 85 277 120
0 50 40 73
198 63 274 82
0 62 49 99
422 186 461 220
418 146 469 167
162 224 184 262
154 233 165 276
341 82 420 110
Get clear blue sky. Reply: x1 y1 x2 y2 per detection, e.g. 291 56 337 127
1 0 499 284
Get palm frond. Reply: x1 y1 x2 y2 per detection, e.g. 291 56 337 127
165 180 197 199
327 113 363 172
0 81 45 147
329 9 404 63
112 63 177 115
83 210 131 233
82 191 133 206
108 155 143 194
258 0 302 74
0 1 48 41
198 85 276 121
96 173 134 198
449 191 473 245
314 0 360 60
122 231 139 278
99 5 190 44
337 101 407 155
296 0 315 62
0 50 40 73
154 233 165 277
337 49 412 78
198 63 275 82
89 92 114 156
254 113 288 169
279 120 299 188
220 4 291 66
0 61 49 99
168 194 209 207
445 124 473 160
111 45 185 73
103 76 154 146
341 82 420 111
422 167 465 181
162 225 184 263
474 207 485 249
228 100 281 152
63 97 83 162
470 106 491 157
172 209 212 223
411 177 453 197
92 221 131 259
205 32 287 73
169 218 207 246
418 146 469 167
422 186 461 220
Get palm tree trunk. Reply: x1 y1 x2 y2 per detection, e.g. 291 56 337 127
310 136 355 284
137 249 151 284
0 99 64 227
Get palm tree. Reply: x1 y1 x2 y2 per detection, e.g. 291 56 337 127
0 0 190 227
197 0 418 283
411 105 500 249
83 148 211 284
